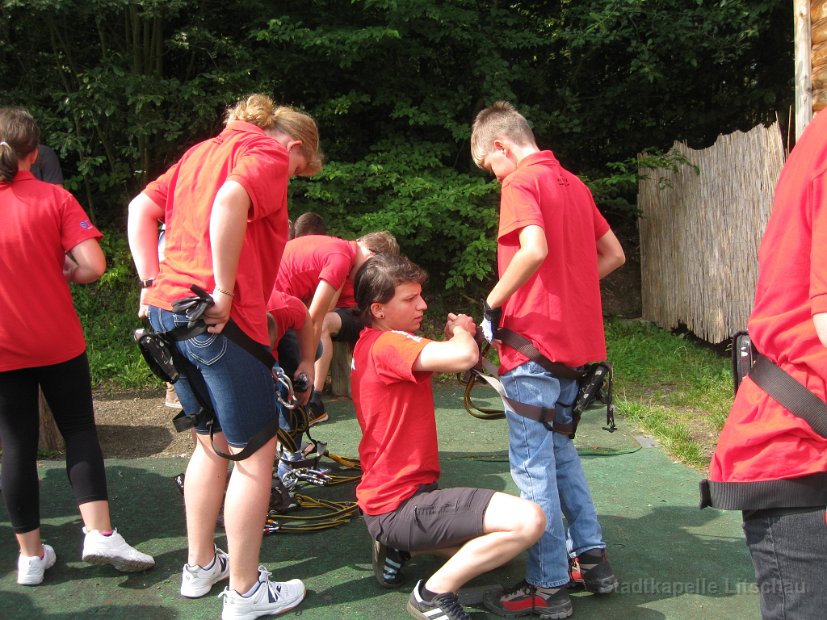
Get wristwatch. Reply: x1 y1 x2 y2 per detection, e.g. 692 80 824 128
140 278 155 288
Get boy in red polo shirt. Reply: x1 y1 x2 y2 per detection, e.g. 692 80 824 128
471 101 625 618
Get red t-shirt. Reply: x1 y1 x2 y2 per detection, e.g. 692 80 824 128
272 235 355 306
266 290 307 357
143 121 290 346
0 171 103 370
337 279 357 309
497 151 611 372
351 327 438 515
709 110 827 484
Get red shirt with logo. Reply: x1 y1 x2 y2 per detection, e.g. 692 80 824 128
351 327 437 515
0 171 103 370
497 151 611 372
142 121 290 346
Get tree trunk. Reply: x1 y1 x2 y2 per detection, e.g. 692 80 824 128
38 389 64 452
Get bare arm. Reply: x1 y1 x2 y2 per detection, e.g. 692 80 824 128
307 280 342 343
596 229 625 279
205 181 250 334
65 238 106 284
127 192 164 281
127 192 165 316
294 308 316 405
815 313 827 348
414 313 479 373
485 225 547 309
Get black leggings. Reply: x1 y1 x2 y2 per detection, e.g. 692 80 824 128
0 353 108 533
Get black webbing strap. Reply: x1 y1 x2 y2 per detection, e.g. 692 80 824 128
748 355 827 439
467 356 574 436
497 328 585 380
165 319 279 461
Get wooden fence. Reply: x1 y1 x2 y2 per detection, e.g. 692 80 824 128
638 123 785 343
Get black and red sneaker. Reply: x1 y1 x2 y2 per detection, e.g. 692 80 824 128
483 579 573 618
569 548 618 594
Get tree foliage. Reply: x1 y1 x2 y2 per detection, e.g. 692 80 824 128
1 0 793 293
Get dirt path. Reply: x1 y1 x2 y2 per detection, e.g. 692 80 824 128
93 388 196 459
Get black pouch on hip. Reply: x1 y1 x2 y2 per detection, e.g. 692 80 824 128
134 327 179 384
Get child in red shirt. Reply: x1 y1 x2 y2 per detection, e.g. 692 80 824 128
471 101 625 618
270 231 398 421
351 253 545 620
0 107 153 587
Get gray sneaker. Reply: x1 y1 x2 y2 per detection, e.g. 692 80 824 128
407 580 470 620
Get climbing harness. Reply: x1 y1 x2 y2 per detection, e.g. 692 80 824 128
460 330 617 438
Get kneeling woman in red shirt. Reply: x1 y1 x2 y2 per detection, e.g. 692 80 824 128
351 253 546 620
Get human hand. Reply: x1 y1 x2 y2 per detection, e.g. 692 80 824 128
293 364 315 406
204 292 232 334
446 313 476 338
481 300 502 343
62 254 78 282
138 288 150 318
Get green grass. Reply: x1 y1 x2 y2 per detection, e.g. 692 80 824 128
606 319 733 469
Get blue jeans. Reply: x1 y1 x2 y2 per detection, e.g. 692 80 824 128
148 306 279 448
501 360 605 588
743 506 827 620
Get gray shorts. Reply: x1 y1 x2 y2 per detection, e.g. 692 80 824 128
363 484 495 552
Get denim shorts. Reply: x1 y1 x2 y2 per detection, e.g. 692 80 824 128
363 484 495 552
148 306 279 448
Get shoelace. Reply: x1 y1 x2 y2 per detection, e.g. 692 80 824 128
503 579 536 599
218 566 281 602
431 593 470 620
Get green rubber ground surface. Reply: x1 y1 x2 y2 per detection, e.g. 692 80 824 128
0 385 759 619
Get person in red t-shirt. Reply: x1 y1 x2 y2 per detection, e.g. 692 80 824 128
471 101 625 618
351 253 545 620
266 290 315 401
270 231 398 422
700 110 827 620
0 107 154 587
128 94 322 620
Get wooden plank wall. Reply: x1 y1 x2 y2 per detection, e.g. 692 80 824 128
812 1 827 111
638 123 784 343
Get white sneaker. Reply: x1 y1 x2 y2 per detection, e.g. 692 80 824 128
219 567 306 620
181 546 230 598
81 528 155 572
17 544 57 586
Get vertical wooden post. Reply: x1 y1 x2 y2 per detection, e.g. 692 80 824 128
794 0 813 139
330 341 353 398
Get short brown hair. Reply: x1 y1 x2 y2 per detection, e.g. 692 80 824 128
357 231 400 257
470 101 535 169
294 212 327 237
354 254 427 326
